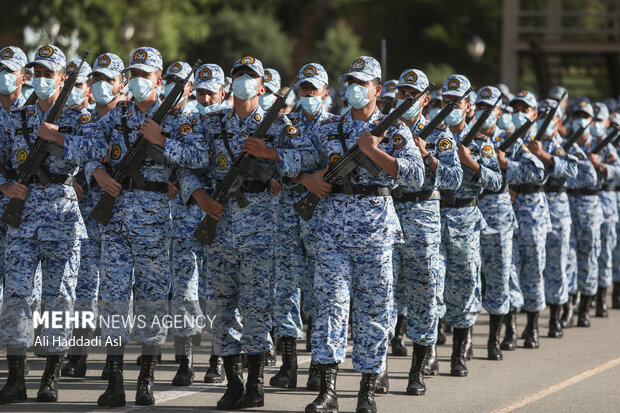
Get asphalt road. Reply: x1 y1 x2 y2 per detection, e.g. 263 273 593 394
1 299 619 413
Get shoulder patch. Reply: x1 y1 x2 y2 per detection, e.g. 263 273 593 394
437 138 452 152
329 153 342 164
254 113 262 122
227 111 234 119
576 152 584 160
116 100 131 108
481 144 494 157
218 153 228 170
78 114 92 124
606 153 616 163
179 123 194 137
111 144 122 160
285 125 299 138
521 143 530 153
555 147 566 157
321 117 339 125
17 148 28 164
392 134 405 149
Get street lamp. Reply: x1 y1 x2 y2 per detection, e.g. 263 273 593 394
467 35 486 62
44 16 61 43
119 22 135 42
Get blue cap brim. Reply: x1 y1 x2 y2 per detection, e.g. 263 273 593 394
26 60 63 73
195 80 223 93
124 64 158 74
338 72 376 84
298 77 326 89
0 61 23 72
231 64 263 78
89 68 122 79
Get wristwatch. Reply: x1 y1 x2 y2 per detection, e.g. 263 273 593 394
423 154 434 166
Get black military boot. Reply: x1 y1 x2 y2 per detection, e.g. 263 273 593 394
307 362 321 391
407 343 431 396
37 355 61 402
270 337 298 388
192 332 202 347
216 355 244 410
523 311 540 349
172 336 194 386
61 328 88 377
266 329 277 367
595 287 608 318
135 352 157 406
305 363 339 413
561 294 576 328
356 373 378 413
465 326 474 360
97 355 125 407
391 315 408 356
422 344 439 376
243 354 265 408
450 328 469 377
488 314 503 360
374 358 389 394
101 357 111 380
437 317 447 346
548 304 563 338
501 309 518 351
204 354 224 383
0 354 27 403
612 282 620 309
577 294 593 327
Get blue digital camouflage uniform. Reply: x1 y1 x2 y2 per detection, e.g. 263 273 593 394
178 100 317 356
540 133 579 306
0 82 107 354
309 105 424 372
85 96 209 352
440 125 502 328
567 135 603 297
392 68 462 346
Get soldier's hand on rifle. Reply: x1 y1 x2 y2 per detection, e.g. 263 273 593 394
496 149 508 169
192 189 225 219
413 135 429 157
588 153 607 175
457 143 480 173
242 137 280 161
297 167 332 198
73 181 84 201
528 140 544 157
358 130 385 156
93 168 122 197
270 178 282 196
37 122 64 146
140 119 165 147
0 182 29 200
167 181 180 200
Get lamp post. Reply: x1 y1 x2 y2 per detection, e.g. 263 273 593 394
467 35 486 62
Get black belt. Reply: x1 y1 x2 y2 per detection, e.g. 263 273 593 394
544 185 567 193
393 189 441 203
441 197 478 209
601 183 616 191
213 180 268 194
121 178 168 193
511 184 544 194
567 188 599 196
331 184 391 196
30 173 74 186
483 184 509 195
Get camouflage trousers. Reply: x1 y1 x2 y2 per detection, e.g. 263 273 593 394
74 217 101 330
516 229 547 312
170 237 205 337
544 218 571 305
598 221 617 289
209 244 272 356
0 237 80 354
613 219 620 283
481 229 513 315
312 238 392 373
99 230 170 352
393 200 442 345
569 196 602 296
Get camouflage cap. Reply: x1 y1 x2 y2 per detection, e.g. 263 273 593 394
338 56 381 84
231 56 264 78
380 79 398 99
442 74 471 97
475 86 502 106
125 47 163 73
398 69 429 92
0 46 28 72
66 59 92 83
26 45 66 73
90 53 124 79
548 85 568 101
164 61 193 82
593 102 610 121
298 63 328 89
510 90 538 108
194 63 225 93
263 68 281 93
573 100 594 117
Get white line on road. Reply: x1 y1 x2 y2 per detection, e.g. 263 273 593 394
491 355 620 413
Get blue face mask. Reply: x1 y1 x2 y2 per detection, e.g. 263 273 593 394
300 96 323 115
512 112 529 129
163 81 184 106
0 70 18 95
427 107 441 120
591 121 606 138
129 77 154 102
32 77 57 100
497 113 513 130
346 83 371 109
66 86 86 106
475 109 497 129
196 102 219 115
572 118 590 134
259 93 276 110
535 118 556 137
232 74 258 100
92 80 117 105
444 108 464 126
398 99 420 120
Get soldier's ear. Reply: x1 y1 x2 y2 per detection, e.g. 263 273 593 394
257 83 265 96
